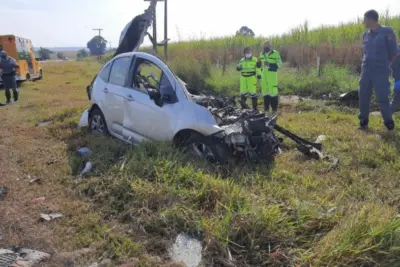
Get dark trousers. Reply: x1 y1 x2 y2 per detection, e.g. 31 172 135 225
358 70 393 127
2 75 18 102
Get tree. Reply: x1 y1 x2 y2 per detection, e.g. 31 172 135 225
76 49 89 59
38 47 54 60
236 26 255 37
56 52 65 59
87 36 107 56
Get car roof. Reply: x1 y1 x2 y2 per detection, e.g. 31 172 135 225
112 51 158 61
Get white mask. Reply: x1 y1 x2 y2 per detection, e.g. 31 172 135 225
245 53 252 58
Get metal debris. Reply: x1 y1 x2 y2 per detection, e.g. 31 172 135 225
79 162 93 177
40 213 63 221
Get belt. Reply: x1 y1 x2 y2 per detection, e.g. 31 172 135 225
241 72 256 77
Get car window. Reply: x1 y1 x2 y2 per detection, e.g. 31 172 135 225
133 59 162 94
109 56 131 87
99 62 112 82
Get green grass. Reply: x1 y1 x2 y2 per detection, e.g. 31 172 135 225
31 59 399 265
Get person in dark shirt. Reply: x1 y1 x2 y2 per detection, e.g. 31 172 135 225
0 51 19 104
358 9 398 131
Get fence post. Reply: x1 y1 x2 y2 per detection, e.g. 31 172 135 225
317 56 321 77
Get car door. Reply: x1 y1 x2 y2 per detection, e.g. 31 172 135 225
122 56 180 142
103 55 133 137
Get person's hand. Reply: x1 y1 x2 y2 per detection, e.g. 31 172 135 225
257 75 262 80
268 63 278 71
236 64 242 71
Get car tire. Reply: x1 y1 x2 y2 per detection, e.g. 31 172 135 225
88 108 108 135
187 133 231 164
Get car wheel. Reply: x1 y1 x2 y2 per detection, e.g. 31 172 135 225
89 108 108 135
187 133 231 164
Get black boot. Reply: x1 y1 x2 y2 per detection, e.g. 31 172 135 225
271 96 279 112
263 95 270 112
5 90 11 104
13 89 19 102
251 97 258 111
240 95 249 109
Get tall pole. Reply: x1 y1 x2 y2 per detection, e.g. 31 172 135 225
164 0 168 60
152 8 157 53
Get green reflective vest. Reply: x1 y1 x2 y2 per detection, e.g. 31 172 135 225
238 56 260 77
259 50 282 69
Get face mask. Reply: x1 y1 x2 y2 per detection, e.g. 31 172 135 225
263 47 271 53
245 53 252 58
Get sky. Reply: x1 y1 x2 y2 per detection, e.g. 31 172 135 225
1 0 400 48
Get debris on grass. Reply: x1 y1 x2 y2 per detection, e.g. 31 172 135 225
168 234 203 267
28 176 41 184
0 187 9 200
77 147 92 157
30 197 46 204
36 121 52 127
0 247 50 267
79 161 93 177
40 213 63 221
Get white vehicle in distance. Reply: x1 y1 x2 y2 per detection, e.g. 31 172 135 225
79 52 232 162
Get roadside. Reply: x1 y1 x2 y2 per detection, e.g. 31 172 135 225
1 61 399 267
0 62 183 267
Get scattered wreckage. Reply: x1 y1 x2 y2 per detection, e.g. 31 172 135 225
78 0 337 166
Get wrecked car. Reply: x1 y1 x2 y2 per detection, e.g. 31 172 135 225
79 51 329 163
79 51 279 163
78 0 329 164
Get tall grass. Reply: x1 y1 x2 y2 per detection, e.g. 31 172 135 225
164 12 399 69
99 12 399 96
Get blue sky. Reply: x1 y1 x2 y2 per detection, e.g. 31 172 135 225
1 0 400 48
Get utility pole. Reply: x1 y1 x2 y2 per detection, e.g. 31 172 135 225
92 28 104 59
144 0 168 59
92 28 103 36
164 0 168 60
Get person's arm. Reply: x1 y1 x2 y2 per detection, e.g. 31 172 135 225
275 51 282 68
386 27 398 61
11 58 19 68
236 59 243 71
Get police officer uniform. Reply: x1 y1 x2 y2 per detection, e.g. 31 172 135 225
359 25 398 129
0 51 19 103
237 49 261 111
259 48 282 113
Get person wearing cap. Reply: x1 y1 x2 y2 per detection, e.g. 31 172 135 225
236 47 261 111
358 9 398 131
389 42 400 113
0 51 19 104
258 40 282 114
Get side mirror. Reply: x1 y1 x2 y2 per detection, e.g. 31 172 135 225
147 88 163 107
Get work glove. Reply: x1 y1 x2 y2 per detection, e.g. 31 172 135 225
236 64 242 71
257 75 262 80
268 63 278 72
395 80 400 92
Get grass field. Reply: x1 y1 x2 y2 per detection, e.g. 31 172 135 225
0 56 400 267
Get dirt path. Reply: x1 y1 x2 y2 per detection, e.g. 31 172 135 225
0 98 94 266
